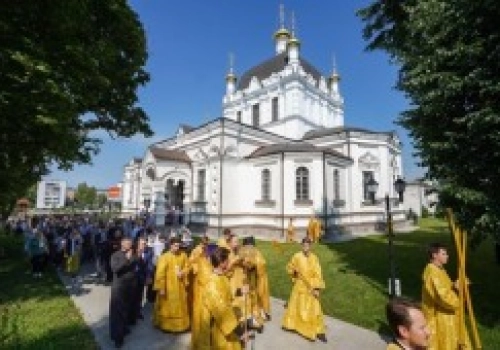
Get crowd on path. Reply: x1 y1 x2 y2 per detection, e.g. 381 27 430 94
7 215 472 350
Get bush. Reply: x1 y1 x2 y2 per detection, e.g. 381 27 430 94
421 206 430 218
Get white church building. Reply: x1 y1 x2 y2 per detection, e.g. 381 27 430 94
121 15 406 238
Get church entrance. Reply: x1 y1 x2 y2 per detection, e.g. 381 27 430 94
165 179 185 225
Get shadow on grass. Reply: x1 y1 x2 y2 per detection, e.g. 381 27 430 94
322 221 500 340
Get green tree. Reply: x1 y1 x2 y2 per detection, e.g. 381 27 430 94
97 193 108 209
74 183 97 209
0 0 152 218
359 0 500 244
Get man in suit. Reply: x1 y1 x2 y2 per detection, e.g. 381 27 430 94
386 297 430 350
133 237 154 320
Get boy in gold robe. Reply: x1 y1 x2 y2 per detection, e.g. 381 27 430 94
282 237 327 342
196 247 251 350
153 237 190 332
421 242 470 349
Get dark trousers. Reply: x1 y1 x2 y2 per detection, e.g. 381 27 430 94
53 250 65 268
109 286 130 343
134 281 146 318
31 254 46 273
127 281 139 324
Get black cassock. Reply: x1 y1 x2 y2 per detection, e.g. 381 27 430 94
109 250 137 343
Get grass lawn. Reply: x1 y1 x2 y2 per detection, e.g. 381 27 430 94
0 231 98 350
257 218 500 348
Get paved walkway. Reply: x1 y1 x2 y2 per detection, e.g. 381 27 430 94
61 266 388 350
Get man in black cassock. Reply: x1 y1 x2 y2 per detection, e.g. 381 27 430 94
109 237 137 348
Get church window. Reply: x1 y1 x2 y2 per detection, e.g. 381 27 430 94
252 103 260 127
333 169 340 200
197 169 206 201
146 168 155 180
237 111 242 123
261 169 271 201
362 171 374 201
296 167 309 200
272 97 279 122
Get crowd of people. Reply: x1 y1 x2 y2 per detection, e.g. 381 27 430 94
107 226 328 349
8 215 471 350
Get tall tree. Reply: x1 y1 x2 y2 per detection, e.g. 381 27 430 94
97 193 108 209
359 0 500 244
0 0 152 217
74 183 97 209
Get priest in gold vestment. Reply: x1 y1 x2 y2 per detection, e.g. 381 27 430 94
422 242 470 350
246 238 271 321
286 218 295 242
226 235 263 331
217 227 232 249
189 237 214 349
306 215 322 243
153 237 190 332
196 246 251 350
282 238 327 342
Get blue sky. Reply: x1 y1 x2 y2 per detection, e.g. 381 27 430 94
48 0 423 189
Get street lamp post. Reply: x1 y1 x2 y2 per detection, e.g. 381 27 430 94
367 177 406 298
143 198 151 221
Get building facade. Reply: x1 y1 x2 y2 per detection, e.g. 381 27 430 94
36 180 67 209
404 180 438 217
122 17 406 238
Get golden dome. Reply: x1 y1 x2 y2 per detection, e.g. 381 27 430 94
287 36 301 47
274 28 291 40
329 72 340 83
225 72 237 82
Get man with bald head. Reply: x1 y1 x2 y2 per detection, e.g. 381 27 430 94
109 237 138 348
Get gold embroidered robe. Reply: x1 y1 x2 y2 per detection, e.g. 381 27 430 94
189 246 213 349
199 273 242 350
422 263 470 350
153 251 190 332
306 217 322 243
255 248 270 317
282 251 325 340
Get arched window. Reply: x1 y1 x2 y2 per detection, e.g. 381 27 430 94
261 169 271 201
272 97 279 122
333 169 340 200
362 171 374 201
296 167 309 200
197 169 206 201
252 104 260 127
146 167 155 181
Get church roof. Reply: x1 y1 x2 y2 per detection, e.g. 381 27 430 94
302 126 394 140
247 142 351 160
150 147 191 163
178 124 195 133
237 52 323 90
